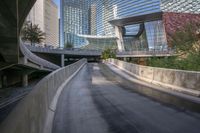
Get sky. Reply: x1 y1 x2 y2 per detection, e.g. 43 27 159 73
53 0 60 17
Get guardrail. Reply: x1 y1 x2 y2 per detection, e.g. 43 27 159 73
20 41 60 70
117 50 174 57
105 58 200 97
25 44 102 56
0 59 87 133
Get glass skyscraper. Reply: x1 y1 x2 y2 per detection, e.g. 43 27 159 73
61 0 200 50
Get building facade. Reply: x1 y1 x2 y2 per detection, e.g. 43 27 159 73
61 0 200 50
27 0 59 47
27 0 45 31
44 0 59 47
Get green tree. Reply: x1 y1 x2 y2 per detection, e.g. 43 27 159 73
102 48 116 59
21 21 45 45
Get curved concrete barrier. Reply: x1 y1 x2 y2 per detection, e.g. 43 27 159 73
0 59 87 133
105 59 200 97
20 41 60 70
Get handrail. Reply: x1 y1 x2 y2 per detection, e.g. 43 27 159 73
117 50 174 56
25 44 102 56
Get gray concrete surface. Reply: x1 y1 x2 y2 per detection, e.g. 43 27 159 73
0 59 86 133
26 45 102 56
117 50 174 58
105 59 200 96
53 63 200 133
0 0 36 64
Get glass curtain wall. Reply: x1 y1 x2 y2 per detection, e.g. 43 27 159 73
161 0 200 14
62 0 91 47
144 20 167 51
82 38 117 50
109 0 161 18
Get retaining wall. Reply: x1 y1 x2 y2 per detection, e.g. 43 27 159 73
106 59 200 97
0 59 87 133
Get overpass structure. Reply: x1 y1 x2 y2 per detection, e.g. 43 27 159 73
0 0 60 88
0 0 59 70
26 45 102 67
26 45 102 56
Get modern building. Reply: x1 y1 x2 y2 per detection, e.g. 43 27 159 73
89 4 97 35
27 0 59 47
60 0 91 47
27 0 45 31
44 0 59 47
60 0 200 51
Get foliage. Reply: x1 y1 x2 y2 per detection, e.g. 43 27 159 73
147 22 200 71
102 48 116 59
170 22 200 56
21 21 45 45
64 42 74 48
147 53 200 71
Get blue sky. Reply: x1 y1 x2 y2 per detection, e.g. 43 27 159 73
53 0 60 17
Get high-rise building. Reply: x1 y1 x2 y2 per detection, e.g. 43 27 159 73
27 0 59 47
44 0 59 47
27 0 45 31
61 0 200 51
61 0 91 47
89 4 97 35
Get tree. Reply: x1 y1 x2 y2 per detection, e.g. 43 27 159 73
21 21 45 45
102 48 116 59
170 22 200 57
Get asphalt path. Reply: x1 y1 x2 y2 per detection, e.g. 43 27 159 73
53 63 200 133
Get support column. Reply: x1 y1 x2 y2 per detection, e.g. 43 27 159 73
61 54 65 67
115 26 125 52
2 75 7 87
0 75 2 89
22 74 28 87
123 57 128 62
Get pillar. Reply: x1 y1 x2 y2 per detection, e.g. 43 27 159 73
115 26 125 52
2 75 7 87
22 74 28 87
0 75 2 88
123 57 128 62
61 54 65 67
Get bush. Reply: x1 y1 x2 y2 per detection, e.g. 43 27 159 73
102 48 116 59
147 53 200 71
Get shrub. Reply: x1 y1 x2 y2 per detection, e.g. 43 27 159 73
102 48 116 59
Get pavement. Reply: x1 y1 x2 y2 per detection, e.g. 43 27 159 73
0 80 40 124
52 63 200 133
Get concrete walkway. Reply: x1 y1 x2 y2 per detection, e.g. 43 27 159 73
53 63 200 133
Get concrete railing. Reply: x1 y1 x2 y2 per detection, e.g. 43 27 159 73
105 58 200 97
117 50 174 57
0 59 87 133
20 41 60 70
25 44 102 56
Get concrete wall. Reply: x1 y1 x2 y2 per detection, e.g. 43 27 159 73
0 59 87 133
106 59 200 97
